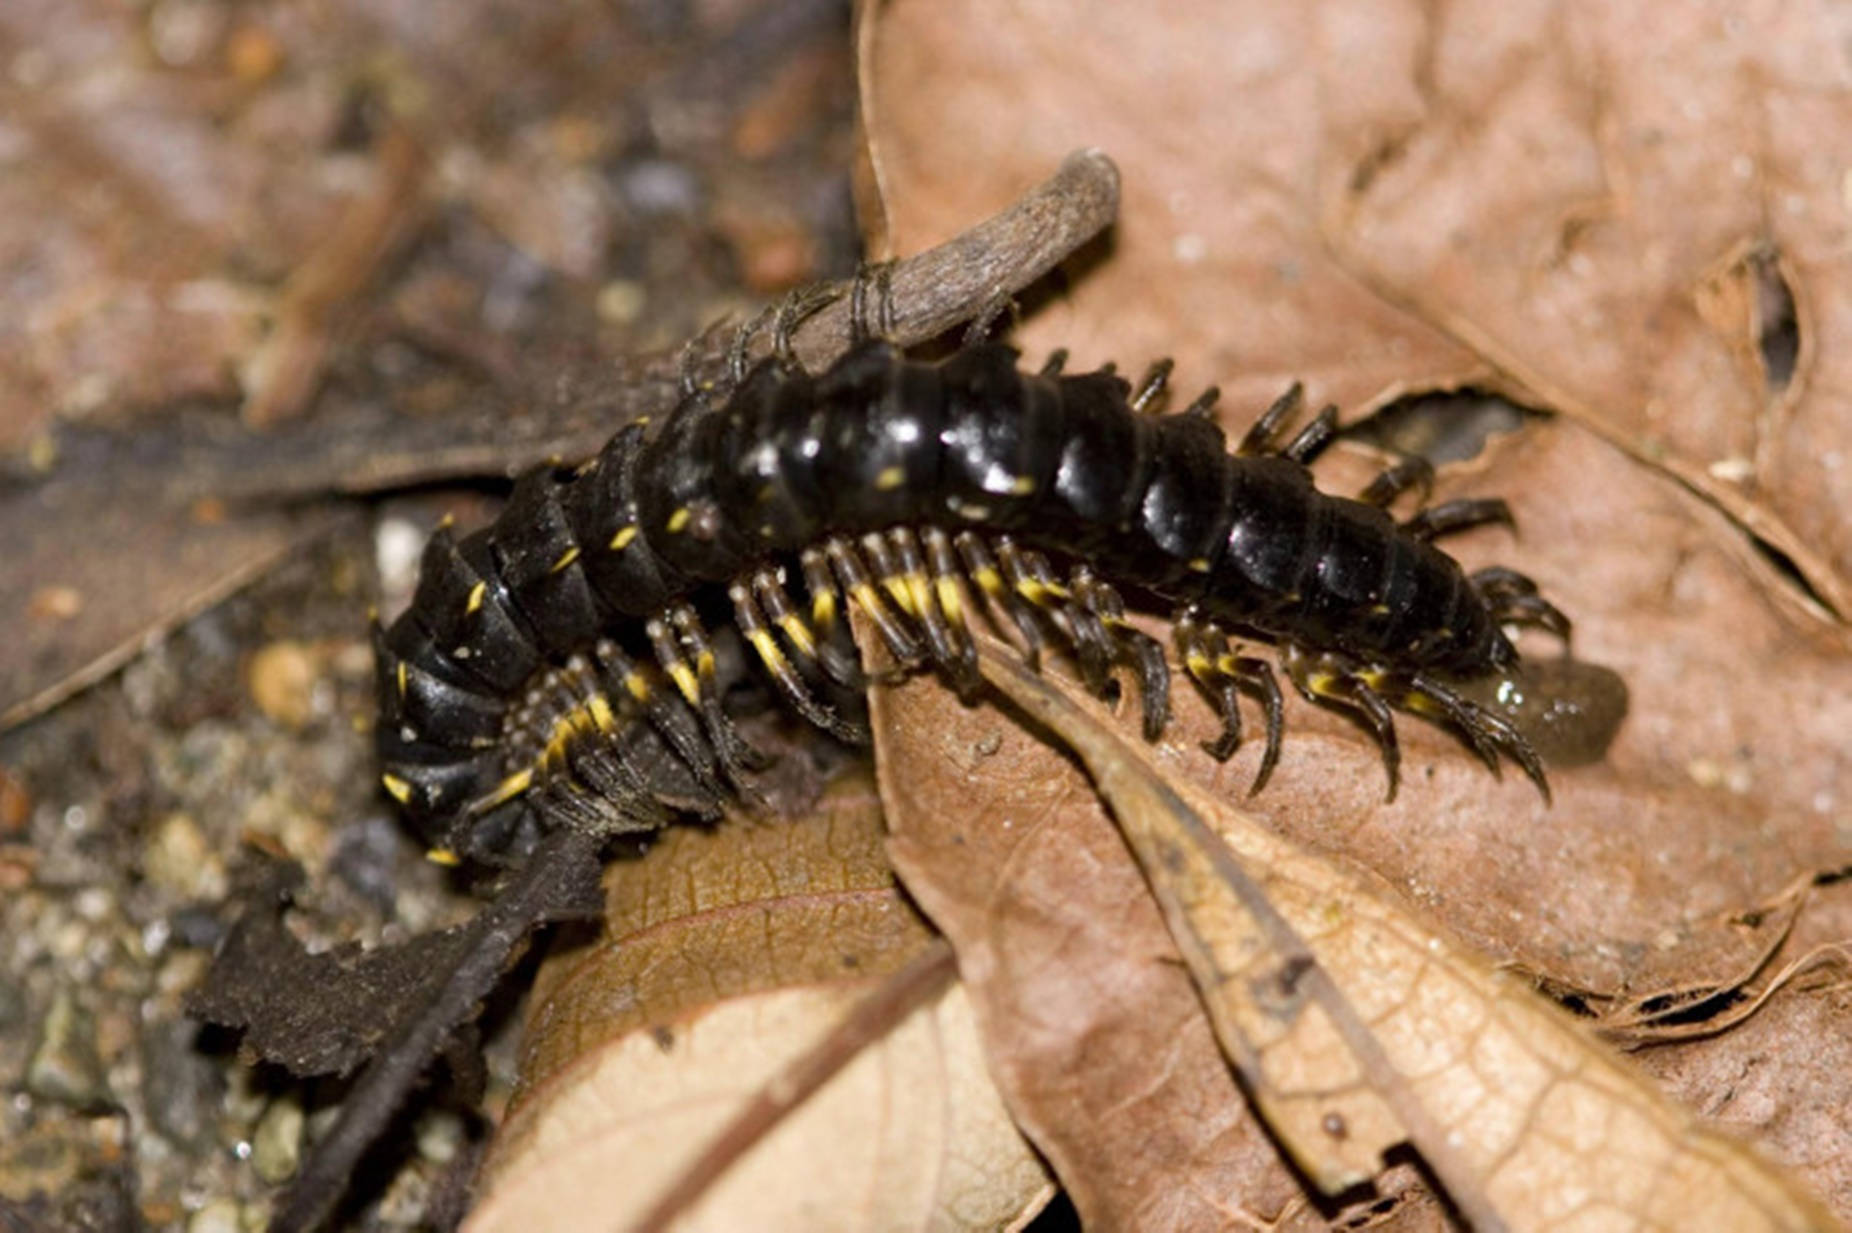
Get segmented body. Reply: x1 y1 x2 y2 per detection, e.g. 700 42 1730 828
374 338 1565 862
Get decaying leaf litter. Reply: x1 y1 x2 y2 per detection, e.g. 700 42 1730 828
0 0 861 729
5 0 1852 1231
0 0 880 1227
854 0 1852 1226
875 630 1841 1232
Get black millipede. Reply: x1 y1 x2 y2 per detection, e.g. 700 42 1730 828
372 290 1571 865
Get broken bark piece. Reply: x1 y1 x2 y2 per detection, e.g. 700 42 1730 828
192 830 604 1233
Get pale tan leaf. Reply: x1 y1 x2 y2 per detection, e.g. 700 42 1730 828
974 637 1842 1232
468 773 1051 1233
870 651 1307 1229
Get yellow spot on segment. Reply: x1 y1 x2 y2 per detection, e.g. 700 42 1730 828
875 466 905 491
972 566 1005 599
610 525 639 551
550 546 581 573
381 773 413 804
1189 557 1212 573
1370 603 1392 615
779 614 818 658
466 581 486 615
812 590 837 630
667 507 692 534
696 650 717 680
1186 650 1215 678
588 694 617 733
669 661 700 704
625 672 652 703
1009 475 1036 496
395 661 408 698
1309 672 1339 696
426 848 462 867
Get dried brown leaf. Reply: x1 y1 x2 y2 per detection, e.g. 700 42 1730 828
973 634 1841 1231
0 483 347 730
467 773 1052 1233
871 417 1852 1228
859 0 1852 617
859 0 1852 1222
869 636 1299 1229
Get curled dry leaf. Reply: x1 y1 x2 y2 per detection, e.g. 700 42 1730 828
859 0 1852 618
859 2 1852 1222
466 772 1052 1233
972 635 1841 1232
870 421 1852 1229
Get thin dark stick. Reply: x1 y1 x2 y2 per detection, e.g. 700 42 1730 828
270 828 603 1233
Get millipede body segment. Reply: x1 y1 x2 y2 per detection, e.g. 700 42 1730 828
374 332 1569 863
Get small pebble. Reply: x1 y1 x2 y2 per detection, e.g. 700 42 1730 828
415 1108 464 1165
247 641 324 731
142 813 228 902
329 814 405 911
142 1018 223 1148
166 906 228 952
373 1156 433 1225
374 517 426 607
596 279 647 325
146 0 228 68
225 24 282 82
251 1094 304 1184
186 1197 244 1233
619 158 699 217
0 768 29 834
27 987 113 1112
